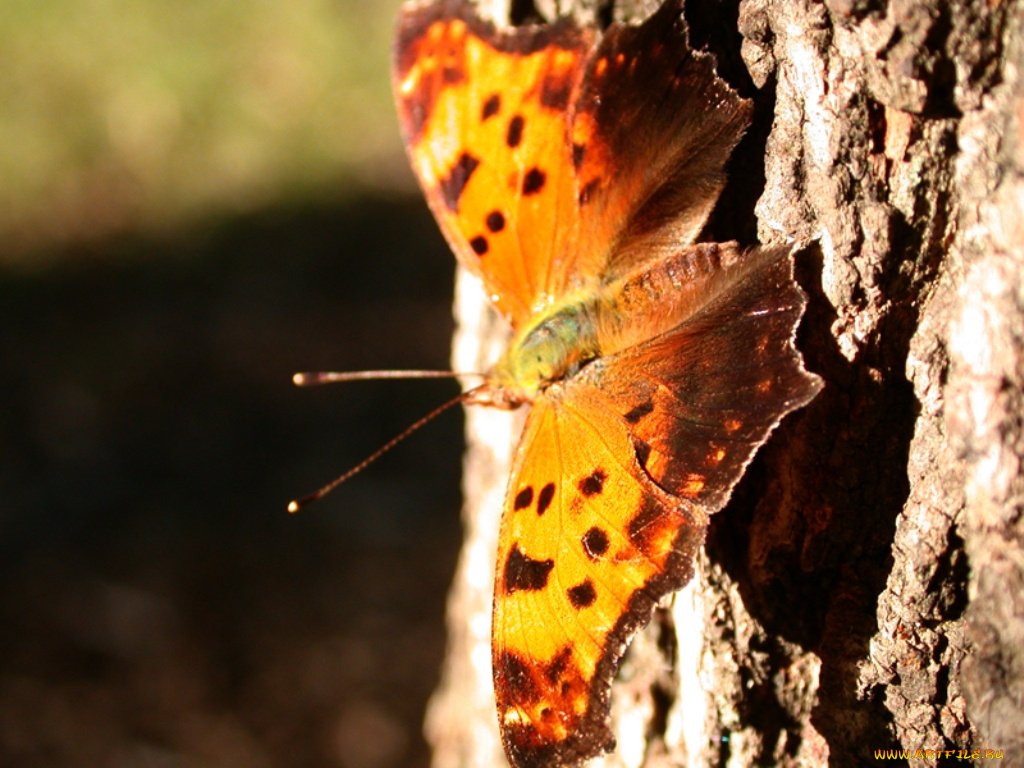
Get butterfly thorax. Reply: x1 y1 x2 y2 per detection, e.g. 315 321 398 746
473 293 604 409
468 243 741 411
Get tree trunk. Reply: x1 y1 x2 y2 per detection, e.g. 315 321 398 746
424 0 1024 765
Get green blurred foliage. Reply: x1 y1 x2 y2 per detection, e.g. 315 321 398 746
0 0 414 260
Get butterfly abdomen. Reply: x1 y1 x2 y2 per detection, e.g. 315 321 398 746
596 241 760 355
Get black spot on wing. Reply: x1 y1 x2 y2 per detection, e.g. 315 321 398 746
624 400 654 424
523 167 546 195
507 115 524 148
514 486 534 511
482 93 501 120
504 544 554 593
486 210 505 232
470 235 488 255
578 469 607 497
440 152 480 211
567 579 597 609
537 482 556 515
582 527 609 559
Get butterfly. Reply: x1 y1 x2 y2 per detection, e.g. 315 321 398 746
391 0 822 765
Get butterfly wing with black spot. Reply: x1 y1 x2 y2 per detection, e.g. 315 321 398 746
491 387 708 768
393 0 594 326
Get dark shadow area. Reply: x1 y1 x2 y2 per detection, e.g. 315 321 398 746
705 242 916 763
0 197 464 768
688 0 771 249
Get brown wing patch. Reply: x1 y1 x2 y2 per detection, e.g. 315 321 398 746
594 244 823 511
494 646 600 768
570 0 752 280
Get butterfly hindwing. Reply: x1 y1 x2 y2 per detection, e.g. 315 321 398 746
595 244 824 511
570 0 752 280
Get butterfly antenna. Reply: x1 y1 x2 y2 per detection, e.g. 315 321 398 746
287 384 486 513
293 370 483 386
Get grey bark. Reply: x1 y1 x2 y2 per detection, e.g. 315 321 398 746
424 0 1024 765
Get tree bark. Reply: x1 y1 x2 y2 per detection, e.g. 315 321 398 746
424 0 1024 766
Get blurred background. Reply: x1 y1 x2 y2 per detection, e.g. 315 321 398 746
0 1 464 766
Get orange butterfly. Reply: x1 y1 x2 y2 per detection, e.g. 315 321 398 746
392 0 822 765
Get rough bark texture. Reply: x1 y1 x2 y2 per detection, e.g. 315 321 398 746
424 0 1024 765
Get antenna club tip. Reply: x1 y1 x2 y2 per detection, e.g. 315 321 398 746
287 500 301 513
292 373 307 386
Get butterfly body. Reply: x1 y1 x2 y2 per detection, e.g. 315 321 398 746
393 1 823 766
479 240 768 408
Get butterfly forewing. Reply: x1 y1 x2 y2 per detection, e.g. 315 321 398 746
393 0 593 325
492 393 708 768
570 1 752 281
